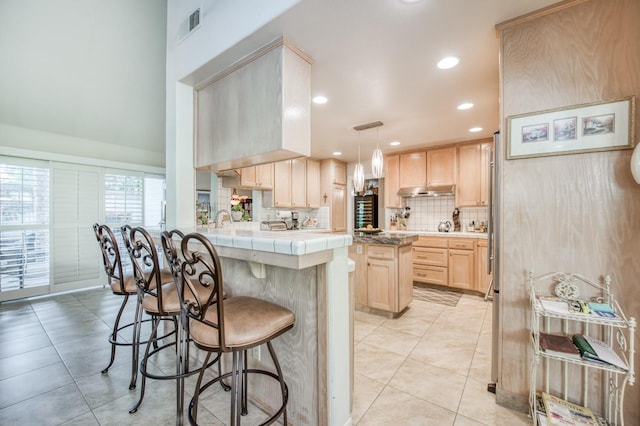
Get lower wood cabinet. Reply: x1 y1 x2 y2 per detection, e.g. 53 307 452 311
475 239 491 293
349 243 413 315
412 236 486 293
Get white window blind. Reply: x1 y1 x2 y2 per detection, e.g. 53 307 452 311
144 176 165 229
0 163 50 292
104 173 143 226
52 166 101 287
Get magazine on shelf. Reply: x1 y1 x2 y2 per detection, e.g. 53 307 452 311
538 332 581 360
541 392 598 426
574 335 629 370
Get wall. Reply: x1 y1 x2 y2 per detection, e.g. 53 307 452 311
497 0 640 421
0 0 167 167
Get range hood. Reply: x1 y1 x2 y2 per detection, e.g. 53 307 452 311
397 185 455 197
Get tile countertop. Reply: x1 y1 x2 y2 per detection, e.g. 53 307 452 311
167 227 352 256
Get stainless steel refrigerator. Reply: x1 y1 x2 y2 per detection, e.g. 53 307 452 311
488 131 501 391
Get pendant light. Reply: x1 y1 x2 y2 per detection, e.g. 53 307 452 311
353 145 365 193
371 127 384 178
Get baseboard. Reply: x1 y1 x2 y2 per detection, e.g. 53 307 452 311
496 388 530 414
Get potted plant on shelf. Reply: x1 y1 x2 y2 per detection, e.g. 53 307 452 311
231 204 244 222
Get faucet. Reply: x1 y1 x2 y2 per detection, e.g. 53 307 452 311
214 209 234 228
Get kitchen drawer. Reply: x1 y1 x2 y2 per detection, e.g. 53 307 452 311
413 265 448 286
412 247 448 267
413 236 448 248
367 245 395 260
448 238 475 250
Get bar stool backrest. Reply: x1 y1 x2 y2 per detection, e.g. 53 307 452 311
121 225 169 315
93 223 127 294
161 231 228 351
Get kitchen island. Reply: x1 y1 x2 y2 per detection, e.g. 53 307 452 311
167 227 352 426
349 232 419 317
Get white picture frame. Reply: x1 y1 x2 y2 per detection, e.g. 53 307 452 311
507 96 635 160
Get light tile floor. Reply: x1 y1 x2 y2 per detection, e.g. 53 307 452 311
0 287 531 425
352 294 531 426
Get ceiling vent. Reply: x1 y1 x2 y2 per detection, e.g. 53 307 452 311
178 7 201 43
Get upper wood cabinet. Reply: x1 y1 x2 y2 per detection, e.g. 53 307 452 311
305 159 321 208
239 164 273 189
273 160 292 208
456 141 492 207
290 158 306 208
426 147 456 186
320 159 347 233
384 154 401 208
399 152 427 188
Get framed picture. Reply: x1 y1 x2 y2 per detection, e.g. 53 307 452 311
507 96 635 160
196 190 211 225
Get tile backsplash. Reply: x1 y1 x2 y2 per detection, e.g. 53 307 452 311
386 195 488 232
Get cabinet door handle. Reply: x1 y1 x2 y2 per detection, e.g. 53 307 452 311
416 273 426 277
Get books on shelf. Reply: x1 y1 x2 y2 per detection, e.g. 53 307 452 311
537 297 620 320
572 334 629 370
541 392 598 426
538 332 581 360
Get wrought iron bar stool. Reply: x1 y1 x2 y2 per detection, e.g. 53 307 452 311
161 231 295 426
93 223 161 390
122 226 221 425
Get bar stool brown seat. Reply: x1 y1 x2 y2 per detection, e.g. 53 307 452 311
122 226 221 425
93 223 159 390
161 231 295 426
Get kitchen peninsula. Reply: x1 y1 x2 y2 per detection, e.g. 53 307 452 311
173 227 352 426
349 232 418 317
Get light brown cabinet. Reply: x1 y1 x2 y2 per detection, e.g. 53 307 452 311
237 164 274 189
448 238 475 291
290 158 306 208
426 146 456 186
349 243 413 315
412 236 487 292
305 159 321 208
399 152 427 188
475 239 491 293
273 160 292 207
384 154 401 208
320 159 347 233
456 141 492 207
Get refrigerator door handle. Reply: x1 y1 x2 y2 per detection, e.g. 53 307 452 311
487 144 494 275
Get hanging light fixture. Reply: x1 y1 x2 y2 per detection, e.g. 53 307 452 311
353 121 384 180
371 127 384 178
353 145 365 193
230 188 241 206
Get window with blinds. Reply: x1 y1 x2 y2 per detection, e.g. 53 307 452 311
0 163 50 292
104 173 143 226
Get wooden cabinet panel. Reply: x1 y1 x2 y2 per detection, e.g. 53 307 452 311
273 160 292 207
456 141 492 207
333 162 347 185
448 238 475 250
397 245 413 311
413 265 448 286
427 147 456 186
257 163 273 189
305 159 321 208
349 244 368 306
291 158 306 208
475 239 491 293
399 152 427 188
367 258 396 312
413 236 448 248
332 184 346 232
367 245 395 260
384 154 401 208
412 247 448 267
449 248 474 290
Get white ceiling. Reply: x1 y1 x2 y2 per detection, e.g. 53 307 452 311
231 0 560 163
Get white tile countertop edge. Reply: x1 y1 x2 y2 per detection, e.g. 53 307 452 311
154 227 353 256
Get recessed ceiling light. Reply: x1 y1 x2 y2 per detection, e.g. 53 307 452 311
457 103 474 110
312 95 328 104
390 141 401 146
333 151 342 156
469 127 482 132
399 0 423 3
437 56 459 69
